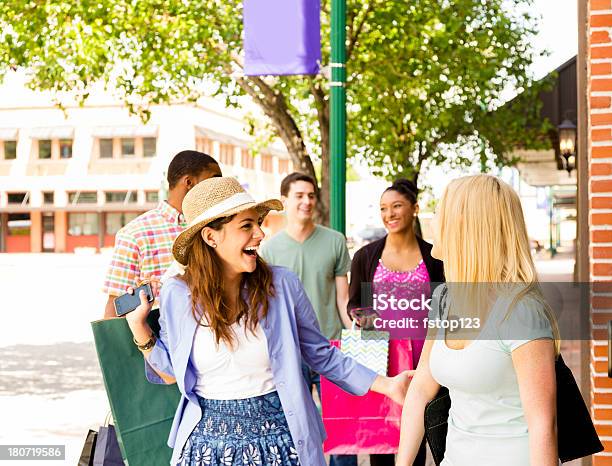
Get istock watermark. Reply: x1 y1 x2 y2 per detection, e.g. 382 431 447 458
372 293 432 312
372 316 481 332
355 282 599 341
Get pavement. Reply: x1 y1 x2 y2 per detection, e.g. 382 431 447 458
0 250 578 466
0 253 109 465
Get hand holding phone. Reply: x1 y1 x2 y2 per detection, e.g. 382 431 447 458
114 283 154 317
349 306 379 329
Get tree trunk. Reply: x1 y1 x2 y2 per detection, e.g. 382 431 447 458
236 78 317 171
236 76 331 223
312 81 330 225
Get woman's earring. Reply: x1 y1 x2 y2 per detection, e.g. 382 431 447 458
211 243 217 248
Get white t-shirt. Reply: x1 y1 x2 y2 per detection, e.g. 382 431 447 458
429 288 554 466
190 320 276 400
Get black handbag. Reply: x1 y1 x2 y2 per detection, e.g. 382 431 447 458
423 288 603 464
423 387 450 466
78 429 98 466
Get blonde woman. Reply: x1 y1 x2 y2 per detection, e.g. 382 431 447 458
396 174 559 466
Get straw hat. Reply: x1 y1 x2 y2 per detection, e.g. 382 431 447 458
172 177 283 265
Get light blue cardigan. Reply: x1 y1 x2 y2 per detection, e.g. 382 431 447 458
145 266 377 466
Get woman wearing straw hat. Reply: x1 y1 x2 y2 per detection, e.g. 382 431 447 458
126 177 412 466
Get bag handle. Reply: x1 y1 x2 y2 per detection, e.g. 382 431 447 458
104 411 113 427
437 285 448 320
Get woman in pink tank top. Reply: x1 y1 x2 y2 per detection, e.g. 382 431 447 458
348 179 445 466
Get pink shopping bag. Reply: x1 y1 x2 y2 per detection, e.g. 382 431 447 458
321 339 413 455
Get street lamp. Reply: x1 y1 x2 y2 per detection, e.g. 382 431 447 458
558 119 577 175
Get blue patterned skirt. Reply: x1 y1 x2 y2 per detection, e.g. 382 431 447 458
176 391 300 466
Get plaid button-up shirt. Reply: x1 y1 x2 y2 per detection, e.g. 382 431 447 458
102 201 187 297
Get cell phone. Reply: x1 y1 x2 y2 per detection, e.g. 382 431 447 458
114 283 154 317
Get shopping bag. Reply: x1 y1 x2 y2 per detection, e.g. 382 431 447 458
78 429 98 466
340 327 390 375
321 339 413 455
93 424 124 466
91 310 181 466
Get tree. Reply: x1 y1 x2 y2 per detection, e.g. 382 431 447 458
0 0 549 222
347 1 553 186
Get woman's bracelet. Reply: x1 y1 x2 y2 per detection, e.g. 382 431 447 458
133 334 156 351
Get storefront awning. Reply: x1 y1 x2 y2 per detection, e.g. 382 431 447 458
0 128 18 140
515 149 577 186
29 127 74 139
195 126 248 148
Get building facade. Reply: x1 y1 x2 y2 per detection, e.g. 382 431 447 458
587 1 612 464
0 85 292 253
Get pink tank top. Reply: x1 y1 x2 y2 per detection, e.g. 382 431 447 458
373 258 430 284
373 259 430 364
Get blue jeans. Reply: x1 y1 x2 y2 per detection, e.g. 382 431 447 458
301 362 357 466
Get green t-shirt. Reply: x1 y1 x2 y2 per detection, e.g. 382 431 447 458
261 225 351 340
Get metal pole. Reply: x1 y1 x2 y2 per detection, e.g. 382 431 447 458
548 187 557 257
330 0 346 234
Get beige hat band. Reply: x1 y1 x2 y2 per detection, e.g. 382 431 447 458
186 192 255 227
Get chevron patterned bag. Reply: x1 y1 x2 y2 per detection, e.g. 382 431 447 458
340 327 390 375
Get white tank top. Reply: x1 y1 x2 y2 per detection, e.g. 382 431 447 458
190 319 276 400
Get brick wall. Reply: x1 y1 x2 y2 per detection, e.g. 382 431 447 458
590 0 612 464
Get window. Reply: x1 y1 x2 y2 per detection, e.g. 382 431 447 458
121 138 135 158
241 149 255 170
219 144 234 165
7 213 30 236
146 191 159 203
68 213 99 236
261 154 273 173
3 140 16 160
105 212 140 235
143 137 156 157
69 191 97 204
197 137 214 156
59 139 73 158
278 159 291 174
38 140 52 159
43 192 54 204
97 136 156 158
7 192 29 204
105 191 136 203
99 138 113 158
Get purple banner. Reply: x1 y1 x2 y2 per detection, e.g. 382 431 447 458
243 0 321 76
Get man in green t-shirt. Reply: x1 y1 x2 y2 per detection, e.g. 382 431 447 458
260 172 356 466
261 172 353 339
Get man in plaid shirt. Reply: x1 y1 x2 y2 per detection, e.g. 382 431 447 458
102 150 221 318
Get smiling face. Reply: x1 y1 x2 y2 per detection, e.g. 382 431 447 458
201 208 265 277
282 180 317 225
379 189 418 234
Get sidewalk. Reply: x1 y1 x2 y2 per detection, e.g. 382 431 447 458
534 248 575 282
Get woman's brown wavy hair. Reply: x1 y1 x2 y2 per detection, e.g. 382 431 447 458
180 215 275 348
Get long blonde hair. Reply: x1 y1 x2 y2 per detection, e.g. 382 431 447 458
434 174 560 353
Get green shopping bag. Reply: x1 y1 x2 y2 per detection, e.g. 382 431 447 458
91 311 181 466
